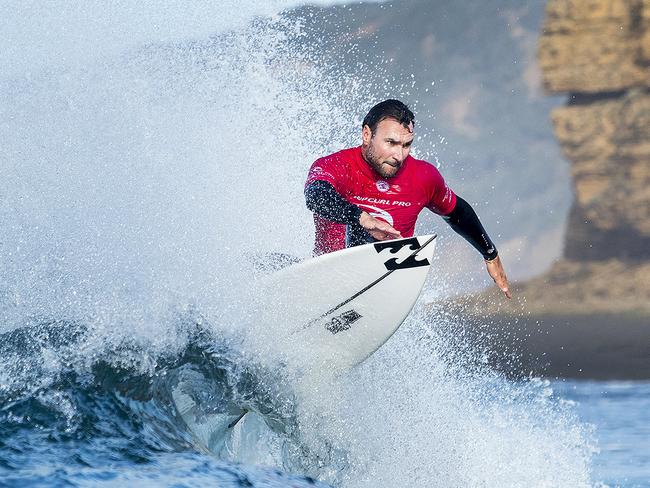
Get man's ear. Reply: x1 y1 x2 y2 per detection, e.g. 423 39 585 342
362 125 372 146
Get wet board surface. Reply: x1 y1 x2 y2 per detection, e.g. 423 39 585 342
258 234 437 370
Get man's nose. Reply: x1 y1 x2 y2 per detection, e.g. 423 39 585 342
393 146 407 162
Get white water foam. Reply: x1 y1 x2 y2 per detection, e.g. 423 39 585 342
284 303 595 486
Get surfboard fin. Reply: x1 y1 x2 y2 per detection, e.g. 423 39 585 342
227 410 248 429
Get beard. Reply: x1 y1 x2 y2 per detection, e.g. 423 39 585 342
365 145 402 178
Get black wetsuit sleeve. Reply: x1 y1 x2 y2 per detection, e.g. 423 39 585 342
443 196 498 260
304 180 363 225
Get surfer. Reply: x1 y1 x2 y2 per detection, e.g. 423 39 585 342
305 99 511 298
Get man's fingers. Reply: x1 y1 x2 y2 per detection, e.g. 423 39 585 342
381 228 401 238
368 228 399 241
495 276 512 298
499 283 512 299
362 214 401 240
376 222 401 238
485 257 512 299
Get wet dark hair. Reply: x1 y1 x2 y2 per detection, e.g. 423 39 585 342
362 99 415 133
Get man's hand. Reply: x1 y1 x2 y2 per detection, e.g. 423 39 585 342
359 211 402 241
485 256 512 299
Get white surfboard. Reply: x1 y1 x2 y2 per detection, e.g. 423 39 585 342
171 235 438 445
256 234 437 370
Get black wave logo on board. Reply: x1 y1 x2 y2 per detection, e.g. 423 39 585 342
374 238 430 270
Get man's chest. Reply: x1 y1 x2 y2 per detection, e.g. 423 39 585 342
344 174 426 205
342 175 427 226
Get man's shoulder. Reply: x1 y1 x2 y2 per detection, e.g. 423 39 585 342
406 154 434 168
307 147 359 187
404 155 443 178
314 146 360 166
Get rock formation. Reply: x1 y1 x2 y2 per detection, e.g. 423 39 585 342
540 0 650 262
539 0 650 93
552 91 650 262
481 0 650 316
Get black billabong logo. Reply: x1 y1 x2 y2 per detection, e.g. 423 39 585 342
325 309 362 334
374 238 430 270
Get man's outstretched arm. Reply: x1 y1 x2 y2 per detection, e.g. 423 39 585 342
443 196 512 298
305 180 401 240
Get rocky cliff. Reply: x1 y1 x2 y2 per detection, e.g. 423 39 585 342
539 0 650 94
540 0 650 262
473 0 650 318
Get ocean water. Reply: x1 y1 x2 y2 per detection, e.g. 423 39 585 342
553 381 650 488
0 310 602 487
0 1 630 486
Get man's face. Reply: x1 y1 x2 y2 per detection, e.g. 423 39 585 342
361 118 414 178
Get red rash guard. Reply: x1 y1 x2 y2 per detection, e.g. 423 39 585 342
305 146 457 255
